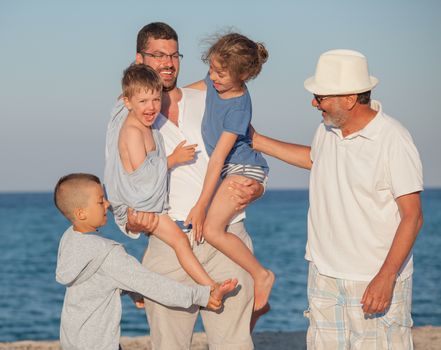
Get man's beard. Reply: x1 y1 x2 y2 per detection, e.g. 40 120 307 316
322 107 348 128
158 67 177 92
162 79 177 92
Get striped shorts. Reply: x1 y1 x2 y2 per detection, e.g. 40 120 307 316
221 163 267 184
305 263 413 349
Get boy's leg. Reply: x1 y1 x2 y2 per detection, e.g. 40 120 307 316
204 175 274 310
142 235 200 350
200 221 255 350
153 214 214 286
144 297 199 350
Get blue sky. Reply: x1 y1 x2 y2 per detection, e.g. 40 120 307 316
1 0 440 191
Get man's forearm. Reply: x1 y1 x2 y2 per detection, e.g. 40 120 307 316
253 132 312 170
360 193 423 313
377 193 423 278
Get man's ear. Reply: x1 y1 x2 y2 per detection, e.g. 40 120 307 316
345 94 358 110
135 53 144 65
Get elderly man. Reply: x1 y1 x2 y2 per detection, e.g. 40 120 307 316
110 22 264 350
253 49 423 349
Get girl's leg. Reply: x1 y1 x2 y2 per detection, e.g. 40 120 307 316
152 214 214 286
203 175 275 310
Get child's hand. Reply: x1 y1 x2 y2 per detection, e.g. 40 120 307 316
127 292 145 309
135 298 145 309
169 140 198 166
206 294 222 311
185 204 206 243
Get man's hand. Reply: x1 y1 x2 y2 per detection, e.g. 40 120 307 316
126 208 159 234
361 272 396 314
185 204 206 243
168 140 197 168
361 192 422 315
228 178 264 211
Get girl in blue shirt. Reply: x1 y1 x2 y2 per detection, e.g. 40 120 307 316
186 33 274 312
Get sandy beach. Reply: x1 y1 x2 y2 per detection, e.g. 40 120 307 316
1 326 440 350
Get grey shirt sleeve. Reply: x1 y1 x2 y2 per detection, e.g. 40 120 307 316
101 246 210 308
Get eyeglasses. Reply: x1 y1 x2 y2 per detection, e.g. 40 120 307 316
313 94 352 104
313 94 340 104
140 51 183 61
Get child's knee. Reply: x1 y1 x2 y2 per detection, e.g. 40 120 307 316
172 231 191 251
203 221 222 243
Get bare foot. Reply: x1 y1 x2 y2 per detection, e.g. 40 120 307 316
253 269 275 311
206 278 238 311
250 303 271 332
212 278 239 300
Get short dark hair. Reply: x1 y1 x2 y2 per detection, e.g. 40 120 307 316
136 22 178 53
357 90 371 104
54 173 101 222
122 64 162 99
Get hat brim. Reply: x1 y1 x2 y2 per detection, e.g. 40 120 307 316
304 76 379 95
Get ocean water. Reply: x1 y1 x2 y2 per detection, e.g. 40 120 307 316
0 189 440 341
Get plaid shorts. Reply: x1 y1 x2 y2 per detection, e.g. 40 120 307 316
305 263 413 350
221 163 267 184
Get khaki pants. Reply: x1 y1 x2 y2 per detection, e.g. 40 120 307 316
142 221 255 350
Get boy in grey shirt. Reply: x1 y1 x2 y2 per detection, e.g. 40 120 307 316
54 173 236 350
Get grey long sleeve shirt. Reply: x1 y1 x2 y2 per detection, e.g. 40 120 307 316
56 226 210 350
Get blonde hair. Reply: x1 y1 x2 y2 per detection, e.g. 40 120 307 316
122 64 163 99
202 32 268 82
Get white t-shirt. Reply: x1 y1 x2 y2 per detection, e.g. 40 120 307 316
154 87 245 223
306 100 423 281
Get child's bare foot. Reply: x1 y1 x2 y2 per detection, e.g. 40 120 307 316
253 269 275 311
206 278 238 311
212 278 238 300
250 303 271 332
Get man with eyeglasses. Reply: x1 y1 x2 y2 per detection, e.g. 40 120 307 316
110 22 263 349
252 49 423 349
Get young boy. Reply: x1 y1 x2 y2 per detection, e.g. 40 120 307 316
54 173 236 350
104 64 220 288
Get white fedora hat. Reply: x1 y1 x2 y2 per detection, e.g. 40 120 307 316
304 49 379 95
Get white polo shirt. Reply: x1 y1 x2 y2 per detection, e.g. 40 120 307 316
154 87 245 223
306 100 423 281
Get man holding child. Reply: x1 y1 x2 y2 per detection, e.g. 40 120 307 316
112 22 263 350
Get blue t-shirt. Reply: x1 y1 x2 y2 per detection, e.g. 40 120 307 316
201 74 269 174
